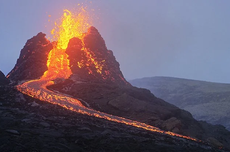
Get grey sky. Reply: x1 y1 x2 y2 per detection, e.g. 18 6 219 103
1 0 230 83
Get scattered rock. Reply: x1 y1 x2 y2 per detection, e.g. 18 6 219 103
29 101 39 107
21 118 31 123
78 127 91 132
172 127 180 133
101 129 112 136
80 133 95 140
15 93 26 102
162 117 182 132
5 129 20 135
39 122 50 127
207 137 223 148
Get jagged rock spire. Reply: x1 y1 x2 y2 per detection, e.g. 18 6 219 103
7 33 52 82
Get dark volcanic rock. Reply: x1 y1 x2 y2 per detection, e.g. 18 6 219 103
0 71 9 85
7 32 52 82
66 26 129 85
48 81 230 150
0 87 227 152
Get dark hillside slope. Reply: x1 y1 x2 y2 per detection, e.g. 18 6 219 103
130 76 230 131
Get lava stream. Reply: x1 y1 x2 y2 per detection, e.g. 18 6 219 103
17 80 198 142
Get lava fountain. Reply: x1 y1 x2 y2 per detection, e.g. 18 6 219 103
16 8 199 142
42 8 91 80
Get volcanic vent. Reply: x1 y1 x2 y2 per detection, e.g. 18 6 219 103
8 29 128 86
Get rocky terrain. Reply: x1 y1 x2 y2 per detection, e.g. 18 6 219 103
130 76 230 131
48 78 230 150
3 26 230 151
0 77 227 152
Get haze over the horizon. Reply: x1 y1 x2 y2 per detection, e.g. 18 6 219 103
1 0 230 83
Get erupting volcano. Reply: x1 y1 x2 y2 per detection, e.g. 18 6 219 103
7 8 202 145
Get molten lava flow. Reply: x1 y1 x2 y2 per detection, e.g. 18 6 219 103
17 80 198 142
16 8 199 143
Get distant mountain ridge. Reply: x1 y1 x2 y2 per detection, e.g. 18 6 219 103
129 76 230 131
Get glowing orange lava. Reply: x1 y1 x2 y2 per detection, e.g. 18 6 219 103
42 8 91 80
16 8 200 143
